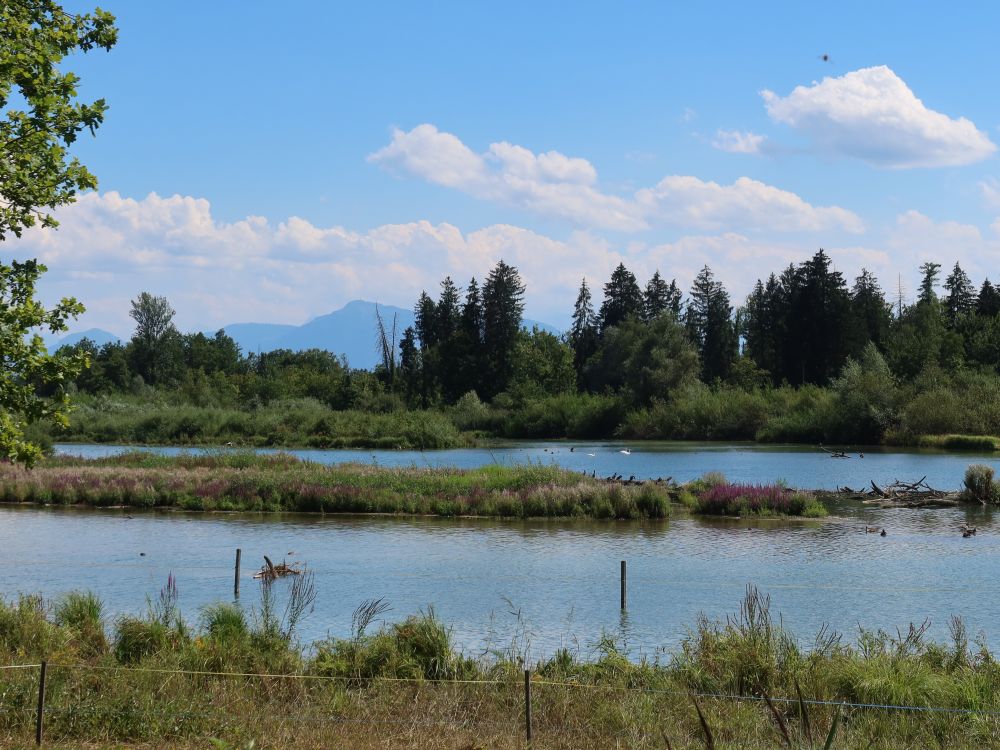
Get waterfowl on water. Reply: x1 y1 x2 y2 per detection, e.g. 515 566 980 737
619 449 632 455
880 529 887 537
866 527 879 533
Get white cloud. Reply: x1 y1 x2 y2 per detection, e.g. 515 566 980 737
979 178 1000 211
712 129 766 154
9 190 875 339
634 176 864 233
762 66 996 168
370 124 862 234
11 192 630 332
887 210 997 278
369 125 643 232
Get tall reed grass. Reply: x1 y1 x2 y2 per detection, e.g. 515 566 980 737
0 585 996 749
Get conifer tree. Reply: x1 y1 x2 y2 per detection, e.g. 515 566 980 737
598 263 644 331
686 265 737 382
397 326 421 405
850 268 892 353
482 260 525 398
643 271 672 320
918 262 942 305
943 262 976 324
978 279 1000 317
455 277 484 397
570 278 599 380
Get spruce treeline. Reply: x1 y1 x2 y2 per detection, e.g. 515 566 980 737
56 249 1000 446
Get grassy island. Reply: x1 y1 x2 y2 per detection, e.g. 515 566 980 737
0 453 673 519
0 453 831 519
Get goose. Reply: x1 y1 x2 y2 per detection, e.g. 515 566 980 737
619 449 632 455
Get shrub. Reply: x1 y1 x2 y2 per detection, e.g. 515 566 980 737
963 464 1000 504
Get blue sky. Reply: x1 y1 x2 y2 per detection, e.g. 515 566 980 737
13 1 1000 334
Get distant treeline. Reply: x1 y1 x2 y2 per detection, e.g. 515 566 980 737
53 253 1000 447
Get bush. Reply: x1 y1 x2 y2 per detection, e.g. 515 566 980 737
963 464 1000 504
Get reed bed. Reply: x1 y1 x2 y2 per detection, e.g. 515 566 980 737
0 453 671 519
0 586 997 748
694 482 827 518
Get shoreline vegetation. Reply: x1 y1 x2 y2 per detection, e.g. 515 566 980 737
1 585 999 748
0 452 830 519
38 253 1000 463
33 392 1000 453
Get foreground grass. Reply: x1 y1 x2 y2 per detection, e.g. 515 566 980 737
0 453 672 519
1 586 998 749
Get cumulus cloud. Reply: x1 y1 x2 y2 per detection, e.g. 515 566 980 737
886 210 999 282
369 125 643 232
712 129 766 154
761 66 996 168
9 191 878 339
634 176 864 233
11 192 626 333
370 124 861 233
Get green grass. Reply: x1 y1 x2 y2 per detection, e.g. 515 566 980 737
55 396 469 449
0 586 997 749
0 453 671 519
916 434 1000 451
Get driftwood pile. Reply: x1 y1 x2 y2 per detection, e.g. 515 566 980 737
836 476 959 507
253 555 303 581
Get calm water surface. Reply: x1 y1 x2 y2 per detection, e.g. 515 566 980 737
2 491 998 658
55 440 1000 491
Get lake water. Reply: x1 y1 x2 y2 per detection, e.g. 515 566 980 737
54 440 1000 491
2 441 998 659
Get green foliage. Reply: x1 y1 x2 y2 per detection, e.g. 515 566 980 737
0 260 88 465
585 315 700 406
1 588 999 748
314 608 475 681
0 1 117 239
507 327 576 401
54 591 107 657
0 2 116 463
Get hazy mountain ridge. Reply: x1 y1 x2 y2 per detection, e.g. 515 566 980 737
50 300 559 371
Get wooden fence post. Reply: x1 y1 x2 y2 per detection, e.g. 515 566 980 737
524 668 532 744
620 560 627 610
35 660 47 746
234 548 242 598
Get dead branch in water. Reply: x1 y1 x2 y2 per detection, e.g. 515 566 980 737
253 555 303 581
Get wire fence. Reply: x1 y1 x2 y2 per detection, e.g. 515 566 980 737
3 661 1000 748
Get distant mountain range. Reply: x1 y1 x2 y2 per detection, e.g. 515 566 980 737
48 300 560 371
